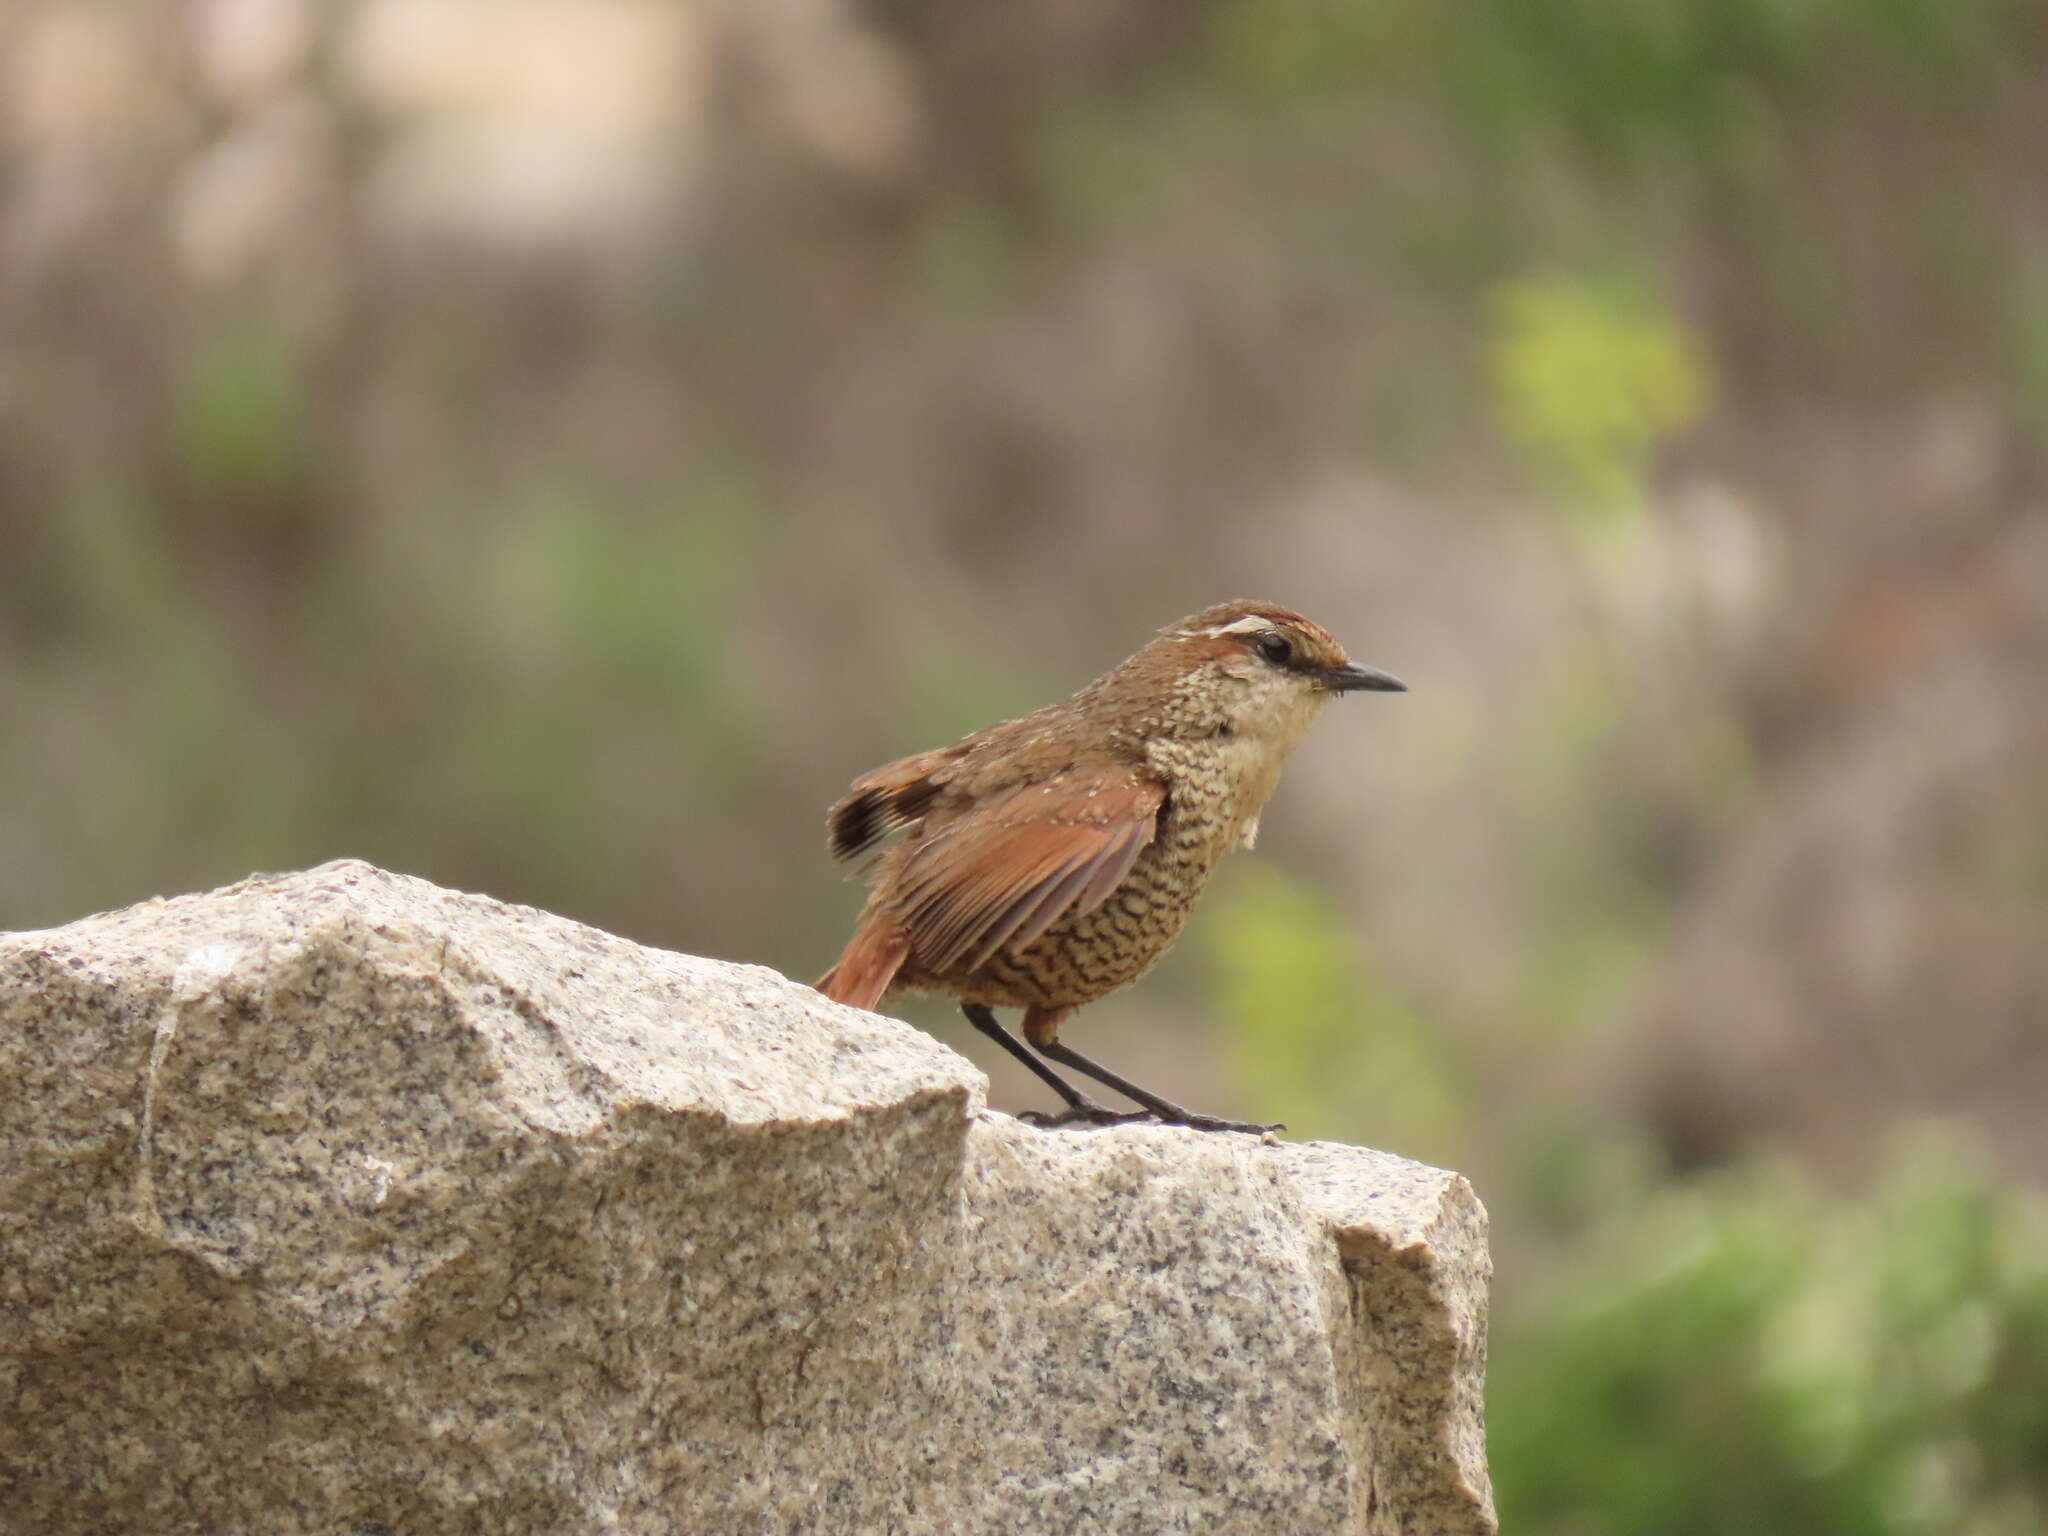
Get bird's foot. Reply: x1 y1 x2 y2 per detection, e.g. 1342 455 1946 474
1156 1112 1286 1137
1018 1104 1161 1130
1017 1104 1285 1138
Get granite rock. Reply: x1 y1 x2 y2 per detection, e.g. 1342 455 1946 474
0 860 1493 1534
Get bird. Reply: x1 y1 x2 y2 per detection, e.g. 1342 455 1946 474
816 599 1405 1133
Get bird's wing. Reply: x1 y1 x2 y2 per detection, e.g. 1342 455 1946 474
827 746 971 860
893 767 1166 973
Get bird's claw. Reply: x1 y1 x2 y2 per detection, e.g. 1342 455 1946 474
1161 1114 1287 1138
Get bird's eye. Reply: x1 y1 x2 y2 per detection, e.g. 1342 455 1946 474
1256 631 1293 666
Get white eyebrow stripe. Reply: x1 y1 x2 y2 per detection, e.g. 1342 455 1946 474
1181 614 1275 638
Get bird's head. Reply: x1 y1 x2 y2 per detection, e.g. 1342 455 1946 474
1122 599 1405 751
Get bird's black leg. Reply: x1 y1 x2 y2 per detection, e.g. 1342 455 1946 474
961 1004 1148 1127
1031 1036 1283 1136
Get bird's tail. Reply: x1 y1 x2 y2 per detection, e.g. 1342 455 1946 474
815 920 912 1012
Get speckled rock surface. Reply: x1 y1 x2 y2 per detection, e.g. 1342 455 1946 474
0 860 1494 1535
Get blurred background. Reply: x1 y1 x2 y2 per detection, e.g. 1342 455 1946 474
4 0 2047 1527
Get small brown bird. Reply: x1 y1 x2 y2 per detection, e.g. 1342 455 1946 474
817 599 1405 1132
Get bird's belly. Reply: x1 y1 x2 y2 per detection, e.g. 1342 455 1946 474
917 829 1225 1009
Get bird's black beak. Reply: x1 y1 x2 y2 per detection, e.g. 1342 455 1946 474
1321 662 1407 694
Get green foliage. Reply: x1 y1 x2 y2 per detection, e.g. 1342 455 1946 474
2005 263 2048 438
1030 103 1195 237
1497 643 1682 1043
46 483 259 884
1197 0 2038 476
1487 272 1709 513
1208 0 2034 162
171 319 314 500
56 479 189 644
1208 0 1428 102
329 464 770 915
14 443 776 934
1971 811 2048 911
1205 863 1465 1160
904 204 1025 321
1493 1136 2048 1533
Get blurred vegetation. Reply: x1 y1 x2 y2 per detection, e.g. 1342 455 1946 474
30 456 776 937
1212 0 2036 151
1493 1139 2048 1533
5 0 2048 1530
1211 882 2048 1529
1203 781 2048 1532
1210 864 1467 1162
1487 272 1709 513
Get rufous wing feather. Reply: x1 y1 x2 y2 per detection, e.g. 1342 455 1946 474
891 769 1165 973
